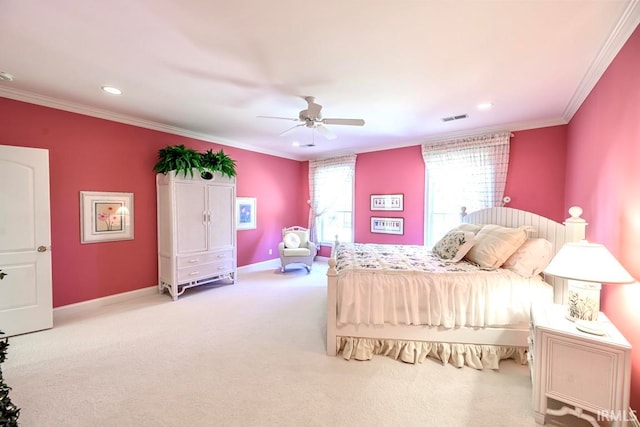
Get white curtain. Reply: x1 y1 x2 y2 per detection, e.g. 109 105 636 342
308 154 356 243
422 132 510 246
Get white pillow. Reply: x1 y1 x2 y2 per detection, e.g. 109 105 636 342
456 223 482 234
283 232 301 249
503 238 553 277
432 229 476 262
464 224 529 269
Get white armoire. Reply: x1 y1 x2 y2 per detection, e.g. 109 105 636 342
156 169 236 300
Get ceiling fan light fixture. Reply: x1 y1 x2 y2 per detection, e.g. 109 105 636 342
0 71 14 82
101 85 122 95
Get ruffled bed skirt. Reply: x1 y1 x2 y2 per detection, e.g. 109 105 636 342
337 337 527 370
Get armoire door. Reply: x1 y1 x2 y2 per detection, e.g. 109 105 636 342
208 185 234 249
175 182 208 254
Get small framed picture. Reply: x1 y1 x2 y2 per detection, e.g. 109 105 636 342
236 197 257 230
80 191 134 243
370 194 404 211
370 217 404 235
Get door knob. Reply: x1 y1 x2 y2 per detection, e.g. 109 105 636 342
37 246 47 252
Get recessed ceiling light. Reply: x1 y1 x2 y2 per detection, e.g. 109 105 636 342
0 71 14 82
101 85 122 95
292 141 300 147
477 102 493 110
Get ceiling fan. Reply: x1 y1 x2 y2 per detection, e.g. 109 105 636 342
258 96 365 140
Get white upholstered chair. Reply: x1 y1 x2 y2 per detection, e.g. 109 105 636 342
278 226 317 272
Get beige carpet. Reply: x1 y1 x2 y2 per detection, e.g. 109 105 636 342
4 260 605 427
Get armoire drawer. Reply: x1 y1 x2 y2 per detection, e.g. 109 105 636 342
177 260 235 282
177 250 233 268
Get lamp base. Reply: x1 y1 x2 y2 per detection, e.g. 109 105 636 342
565 279 601 322
575 320 606 336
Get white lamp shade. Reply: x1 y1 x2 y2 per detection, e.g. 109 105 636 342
544 241 635 284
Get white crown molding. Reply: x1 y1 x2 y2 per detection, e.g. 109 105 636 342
562 0 640 121
0 86 302 161
302 116 568 161
1 84 570 163
372 117 567 149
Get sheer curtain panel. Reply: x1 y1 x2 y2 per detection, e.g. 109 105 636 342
308 154 356 244
422 132 510 246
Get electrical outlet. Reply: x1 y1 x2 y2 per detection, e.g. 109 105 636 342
268 249 272 255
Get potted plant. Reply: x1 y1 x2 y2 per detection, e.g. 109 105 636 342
200 149 237 179
153 145 203 178
153 145 237 180
0 270 20 427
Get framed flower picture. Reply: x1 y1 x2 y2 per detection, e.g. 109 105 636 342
236 197 257 230
80 191 134 243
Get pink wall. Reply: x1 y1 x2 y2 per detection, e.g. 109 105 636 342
346 132 566 251
504 126 567 222
0 98 304 307
566 24 640 411
233 151 305 265
354 146 425 244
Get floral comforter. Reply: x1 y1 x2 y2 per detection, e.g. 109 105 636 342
334 243 552 328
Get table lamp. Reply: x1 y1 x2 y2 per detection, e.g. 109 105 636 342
543 240 634 335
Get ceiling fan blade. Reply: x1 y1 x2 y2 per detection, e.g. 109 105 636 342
315 124 337 140
321 118 365 126
257 115 299 121
279 123 305 137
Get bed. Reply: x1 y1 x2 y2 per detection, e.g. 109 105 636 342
325 206 587 368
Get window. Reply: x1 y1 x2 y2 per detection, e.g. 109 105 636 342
308 155 356 244
422 132 510 246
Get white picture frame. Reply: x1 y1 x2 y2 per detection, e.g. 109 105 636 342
236 197 257 230
370 216 404 235
80 191 134 243
370 194 404 211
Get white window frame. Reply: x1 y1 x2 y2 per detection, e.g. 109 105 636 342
308 155 356 245
422 132 510 247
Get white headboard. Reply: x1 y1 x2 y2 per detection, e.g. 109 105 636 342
461 206 587 304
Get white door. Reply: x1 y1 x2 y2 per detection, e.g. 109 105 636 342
0 145 52 336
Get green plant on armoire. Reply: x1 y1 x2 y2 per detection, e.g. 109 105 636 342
200 149 237 178
153 145 203 178
153 145 237 179
0 270 20 427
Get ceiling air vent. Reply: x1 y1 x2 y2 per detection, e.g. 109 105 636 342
441 114 468 122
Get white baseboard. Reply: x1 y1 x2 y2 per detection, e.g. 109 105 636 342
237 258 280 271
53 257 327 323
53 285 158 324
237 257 328 272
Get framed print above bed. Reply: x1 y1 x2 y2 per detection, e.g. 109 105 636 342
370 194 403 211
370 216 404 235
80 191 134 243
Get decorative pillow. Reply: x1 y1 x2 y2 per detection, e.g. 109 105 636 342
432 230 476 262
283 232 301 249
455 223 482 234
464 224 529 269
503 238 553 278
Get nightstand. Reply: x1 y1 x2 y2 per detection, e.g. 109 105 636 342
530 304 631 427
